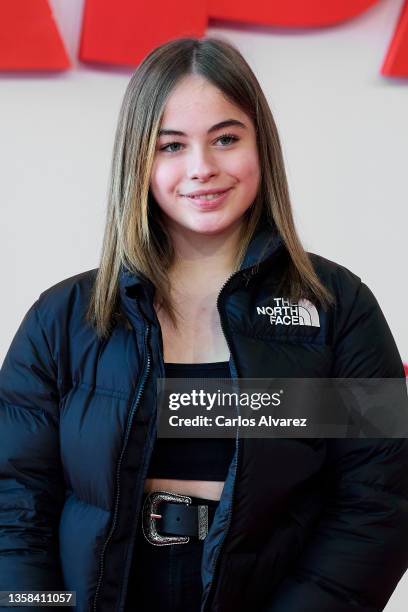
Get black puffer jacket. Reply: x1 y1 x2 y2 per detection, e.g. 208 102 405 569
0 223 407 612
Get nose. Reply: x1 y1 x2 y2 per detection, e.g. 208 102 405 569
187 145 218 181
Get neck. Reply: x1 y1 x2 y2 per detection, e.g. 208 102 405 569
166 219 244 288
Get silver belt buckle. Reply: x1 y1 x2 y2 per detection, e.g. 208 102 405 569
142 490 192 546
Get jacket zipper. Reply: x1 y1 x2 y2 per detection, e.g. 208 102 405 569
117 326 166 610
202 251 282 609
92 322 152 612
201 270 244 612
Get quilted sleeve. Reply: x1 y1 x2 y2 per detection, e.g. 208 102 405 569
0 299 65 599
262 281 408 611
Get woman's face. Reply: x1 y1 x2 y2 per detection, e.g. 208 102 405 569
149 74 260 236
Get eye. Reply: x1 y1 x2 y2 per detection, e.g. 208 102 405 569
216 133 239 146
159 142 183 153
158 133 239 154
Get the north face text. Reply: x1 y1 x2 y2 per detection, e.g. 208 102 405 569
256 298 320 327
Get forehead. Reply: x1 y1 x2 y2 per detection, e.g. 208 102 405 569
160 74 248 130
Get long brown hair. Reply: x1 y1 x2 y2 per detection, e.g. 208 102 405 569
87 36 334 338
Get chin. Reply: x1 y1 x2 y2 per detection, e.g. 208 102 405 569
188 220 234 235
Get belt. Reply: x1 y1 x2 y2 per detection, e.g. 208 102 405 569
142 490 218 546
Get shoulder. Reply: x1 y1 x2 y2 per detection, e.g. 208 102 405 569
38 268 97 300
306 251 366 319
306 250 388 320
34 268 98 337
37 268 97 306
306 249 377 312
307 251 361 296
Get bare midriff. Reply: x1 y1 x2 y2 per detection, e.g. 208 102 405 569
144 478 225 501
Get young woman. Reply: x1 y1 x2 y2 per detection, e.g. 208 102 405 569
0 37 407 612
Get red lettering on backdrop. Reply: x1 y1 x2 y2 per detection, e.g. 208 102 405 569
0 0 406 75
79 0 207 66
381 0 408 76
209 0 379 26
78 0 408 76
0 0 70 70
79 0 379 65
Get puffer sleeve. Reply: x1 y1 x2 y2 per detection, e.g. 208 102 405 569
0 299 65 602
262 281 408 612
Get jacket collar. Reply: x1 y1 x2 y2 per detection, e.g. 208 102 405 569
239 219 283 271
119 219 283 295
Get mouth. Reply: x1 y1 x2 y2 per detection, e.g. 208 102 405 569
181 188 232 210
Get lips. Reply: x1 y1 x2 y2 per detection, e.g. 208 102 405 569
182 188 232 210
182 188 230 198
186 191 228 201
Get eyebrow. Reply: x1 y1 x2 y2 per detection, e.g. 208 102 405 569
158 119 247 137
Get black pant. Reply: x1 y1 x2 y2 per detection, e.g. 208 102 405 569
125 494 219 612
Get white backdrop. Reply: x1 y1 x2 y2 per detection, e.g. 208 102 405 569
1 0 407 608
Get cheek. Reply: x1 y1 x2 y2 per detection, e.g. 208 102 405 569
150 159 180 196
228 150 260 187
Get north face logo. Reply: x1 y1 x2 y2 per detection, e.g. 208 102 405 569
256 298 320 327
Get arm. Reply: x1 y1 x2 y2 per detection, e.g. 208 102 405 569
0 299 65 598
262 282 408 611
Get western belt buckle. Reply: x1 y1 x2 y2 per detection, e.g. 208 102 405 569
142 490 192 546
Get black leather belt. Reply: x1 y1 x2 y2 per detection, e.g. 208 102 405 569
142 491 218 546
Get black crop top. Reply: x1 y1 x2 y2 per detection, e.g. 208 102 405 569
146 361 235 480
